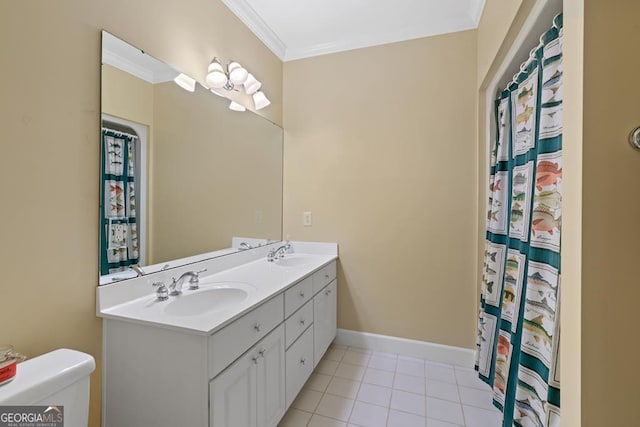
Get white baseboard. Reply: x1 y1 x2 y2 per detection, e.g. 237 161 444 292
334 329 475 368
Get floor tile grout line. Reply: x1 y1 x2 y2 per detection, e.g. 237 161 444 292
304 346 499 427
345 369 364 426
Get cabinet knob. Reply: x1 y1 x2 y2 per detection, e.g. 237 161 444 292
300 358 307 365
299 291 305 298
324 274 330 279
254 323 262 332
252 355 259 364
300 319 306 325
325 289 332 296
258 349 266 357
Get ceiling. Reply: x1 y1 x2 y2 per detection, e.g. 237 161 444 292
223 0 487 61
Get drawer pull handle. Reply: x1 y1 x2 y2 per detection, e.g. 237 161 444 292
258 349 266 358
300 358 307 365
300 319 306 325
324 274 330 279
299 291 305 298
254 323 262 332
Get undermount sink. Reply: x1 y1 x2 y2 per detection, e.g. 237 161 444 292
272 254 317 268
164 283 251 317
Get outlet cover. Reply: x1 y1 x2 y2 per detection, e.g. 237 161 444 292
303 211 312 226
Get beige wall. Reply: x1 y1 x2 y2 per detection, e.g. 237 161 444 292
0 1 281 425
579 1 640 424
560 0 583 424
101 64 154 126
477 0 524 87
283 31 479 349
151 82 282 263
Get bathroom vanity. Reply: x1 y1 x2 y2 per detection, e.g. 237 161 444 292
97 242 337 427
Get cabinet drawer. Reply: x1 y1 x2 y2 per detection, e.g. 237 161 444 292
285 325 314 409
284 276 313 318
209 294 284 379
285 300 313 349
312 261 337 295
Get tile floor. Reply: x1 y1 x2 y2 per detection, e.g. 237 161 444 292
278 344 502 427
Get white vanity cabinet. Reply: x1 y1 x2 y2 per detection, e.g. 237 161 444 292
101 257 337 427
210 324 285 427
312 263 337 366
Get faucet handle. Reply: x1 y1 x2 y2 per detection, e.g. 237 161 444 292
188 269 208 290
152 282 169 301
267 250 276 262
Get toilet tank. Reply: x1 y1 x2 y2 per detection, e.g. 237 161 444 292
0 349 95 427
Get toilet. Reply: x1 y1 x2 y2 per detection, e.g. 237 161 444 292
0 348 95 427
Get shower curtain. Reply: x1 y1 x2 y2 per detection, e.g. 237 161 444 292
100 128 140 275
476 14 562 427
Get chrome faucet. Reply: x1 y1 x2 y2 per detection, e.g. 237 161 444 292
130 264 146 276
238 242 252 251
169 269 207 296
267 242 292 262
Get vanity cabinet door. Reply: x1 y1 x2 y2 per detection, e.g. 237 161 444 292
313 280 337 366
285 325 314 408
256 325 285 427
210 347 258 427
210 325 285 427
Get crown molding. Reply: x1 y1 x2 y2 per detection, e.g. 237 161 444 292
222 0 287 60
102 32 177 84
102 50 155 83
284 23 478 62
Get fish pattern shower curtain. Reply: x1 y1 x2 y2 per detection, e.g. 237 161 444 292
476 14 562 427
100 128 140 275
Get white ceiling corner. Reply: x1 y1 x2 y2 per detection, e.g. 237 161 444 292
223 0 487 62
471 0 488 26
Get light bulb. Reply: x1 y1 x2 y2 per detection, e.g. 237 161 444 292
243 73 262 95
228 61 249 85
206 58 227 88
252 91 271 110
173 73 196 92
229 101 246 112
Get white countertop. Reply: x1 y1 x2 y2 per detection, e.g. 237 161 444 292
97 242 337 336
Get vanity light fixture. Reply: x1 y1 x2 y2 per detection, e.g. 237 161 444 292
173 73 196 92
205 57 270 110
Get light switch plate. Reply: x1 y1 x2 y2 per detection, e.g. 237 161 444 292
303 211 312 227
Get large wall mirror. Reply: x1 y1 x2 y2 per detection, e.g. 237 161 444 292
99 31 283 284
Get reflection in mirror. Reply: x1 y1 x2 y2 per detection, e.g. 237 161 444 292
100 31 283 285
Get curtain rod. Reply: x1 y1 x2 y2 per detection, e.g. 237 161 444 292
102 127 138 140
